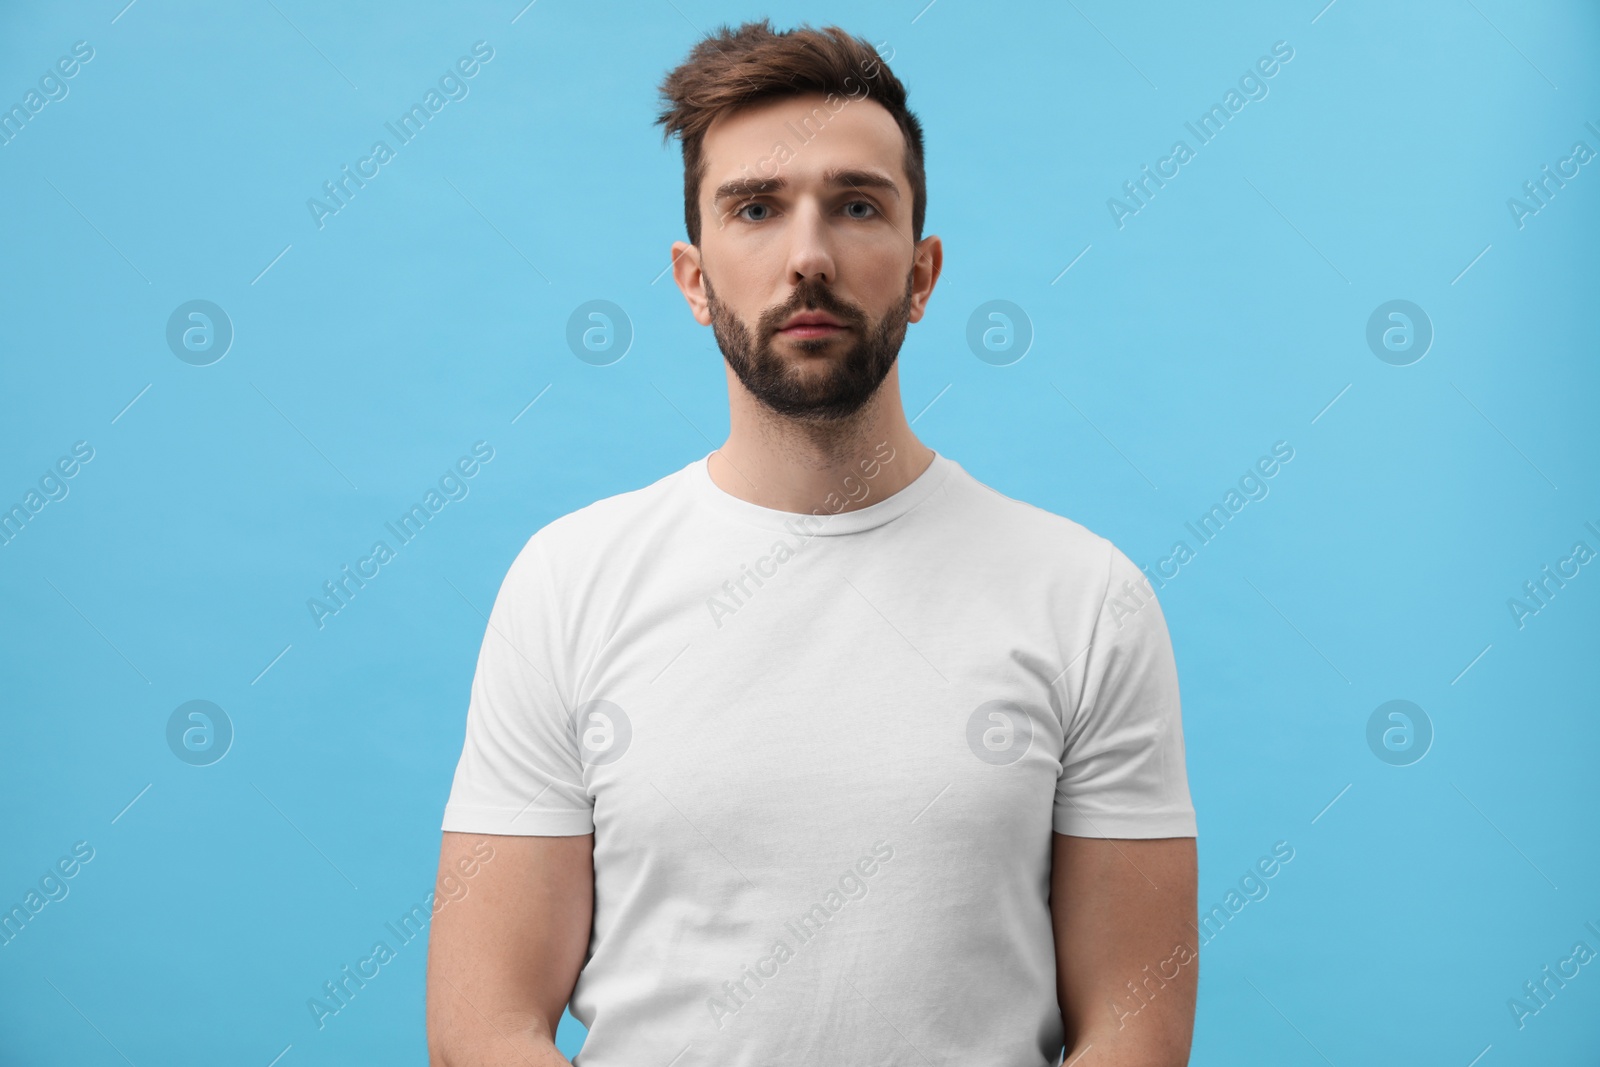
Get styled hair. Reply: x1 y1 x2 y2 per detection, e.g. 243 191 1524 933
654 19 926 247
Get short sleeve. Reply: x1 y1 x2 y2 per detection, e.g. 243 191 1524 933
441 535 595 836
1054 540 1198 839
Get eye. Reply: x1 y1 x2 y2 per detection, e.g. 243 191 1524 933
730 199 882 223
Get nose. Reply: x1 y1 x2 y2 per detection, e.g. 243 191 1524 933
785 198 837 287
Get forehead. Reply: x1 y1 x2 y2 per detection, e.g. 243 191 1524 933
700 91 907 197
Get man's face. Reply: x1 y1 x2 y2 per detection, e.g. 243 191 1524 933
674 92 936 423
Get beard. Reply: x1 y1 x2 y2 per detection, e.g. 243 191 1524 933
705 270 914 422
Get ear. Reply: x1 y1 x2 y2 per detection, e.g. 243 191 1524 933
907 234 943 324
670 240 712 326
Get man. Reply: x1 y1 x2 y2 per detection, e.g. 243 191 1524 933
427 19 1198 1067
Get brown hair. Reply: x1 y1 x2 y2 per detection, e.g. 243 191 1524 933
654 19 927 248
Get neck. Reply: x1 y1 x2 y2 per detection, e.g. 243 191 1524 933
708 363 934 515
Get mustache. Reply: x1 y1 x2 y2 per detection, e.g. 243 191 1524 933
766 285 863 332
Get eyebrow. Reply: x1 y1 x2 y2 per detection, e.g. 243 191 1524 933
711 167 902 208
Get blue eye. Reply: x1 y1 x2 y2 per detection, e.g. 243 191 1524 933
731 200 879 222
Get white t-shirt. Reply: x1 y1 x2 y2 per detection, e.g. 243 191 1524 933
441 446 1197 1066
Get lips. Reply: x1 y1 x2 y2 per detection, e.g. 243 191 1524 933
780 311 845 331
779 323 847 339
777 312 849 340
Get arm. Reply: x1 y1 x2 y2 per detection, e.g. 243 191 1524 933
1051 832 1198 1067
426 831 595 1066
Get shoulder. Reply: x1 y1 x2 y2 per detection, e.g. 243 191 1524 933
506 459 692 581
946 461 1129 587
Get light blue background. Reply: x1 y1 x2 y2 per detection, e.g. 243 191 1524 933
2 1 1597 1064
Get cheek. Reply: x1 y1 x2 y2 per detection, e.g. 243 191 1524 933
709 291 765 334
861 261 914 311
